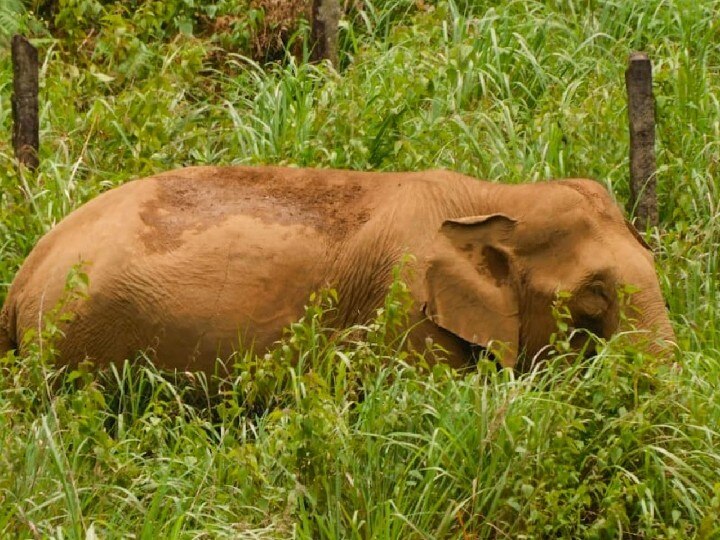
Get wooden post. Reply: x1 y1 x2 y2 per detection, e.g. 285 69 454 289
310 0 340 66
12 35 40 171
625 52 657 229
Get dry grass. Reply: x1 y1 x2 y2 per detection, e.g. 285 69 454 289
251 0 312 60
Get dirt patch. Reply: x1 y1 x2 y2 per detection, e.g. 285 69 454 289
139 167 371 254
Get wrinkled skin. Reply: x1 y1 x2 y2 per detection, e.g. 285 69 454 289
0 166 675 373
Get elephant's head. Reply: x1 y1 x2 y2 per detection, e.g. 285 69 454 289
424 179 675 369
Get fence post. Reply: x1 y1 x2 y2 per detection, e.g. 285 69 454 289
11 35 40 171
310 0 341 66
625 52 657 230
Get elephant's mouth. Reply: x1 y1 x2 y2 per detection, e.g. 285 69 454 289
467 343 507 371
569 330 601 357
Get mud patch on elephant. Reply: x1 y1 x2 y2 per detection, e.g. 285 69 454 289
139 167 372 253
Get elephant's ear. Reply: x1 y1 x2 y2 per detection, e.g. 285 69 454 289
424 214 520 368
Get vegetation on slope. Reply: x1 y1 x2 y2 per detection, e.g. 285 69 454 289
1 0 719 537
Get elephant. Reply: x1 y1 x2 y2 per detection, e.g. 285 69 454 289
0 166 675 373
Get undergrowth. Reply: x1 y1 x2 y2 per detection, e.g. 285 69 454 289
2 275 719 538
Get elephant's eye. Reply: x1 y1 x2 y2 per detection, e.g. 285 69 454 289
574 280 610 318
588 280 611 303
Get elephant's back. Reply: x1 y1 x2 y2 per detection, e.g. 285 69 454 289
136 165 383 254
15 165 461 270
10 165 374 287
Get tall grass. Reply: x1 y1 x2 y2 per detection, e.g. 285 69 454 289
1 0 719 536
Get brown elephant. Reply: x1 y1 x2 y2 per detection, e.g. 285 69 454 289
0 166 674 373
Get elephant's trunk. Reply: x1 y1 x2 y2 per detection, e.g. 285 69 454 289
622 291 676 359
646 310 676 358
